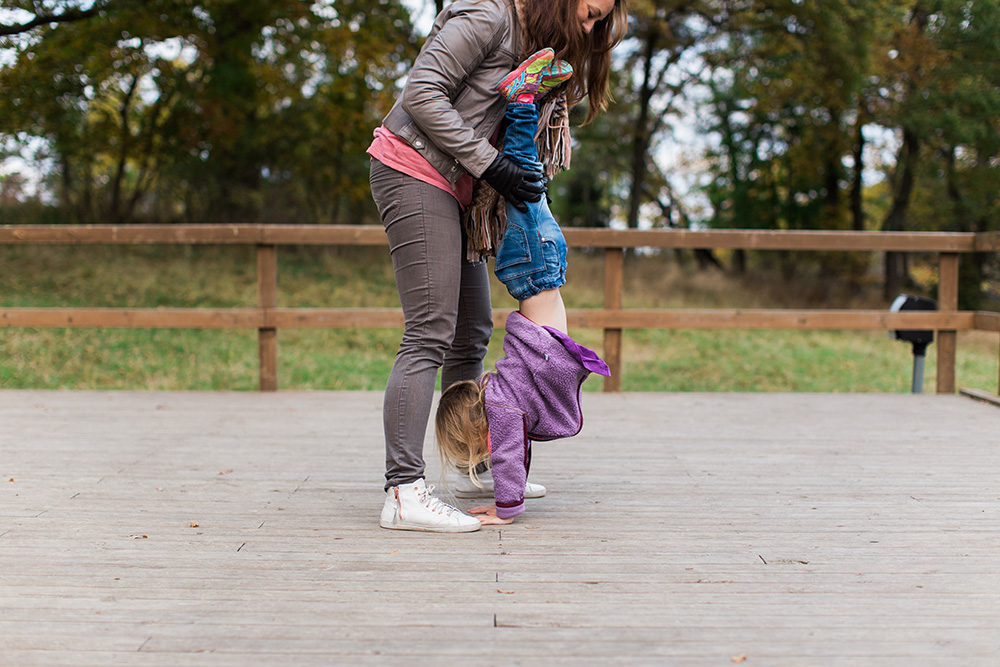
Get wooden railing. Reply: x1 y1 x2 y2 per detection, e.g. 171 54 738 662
2 224 999 394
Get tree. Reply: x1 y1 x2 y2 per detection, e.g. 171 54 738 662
618 0 721 231
697 1 920 280
889 0 1000 307
0 0 419 223
0 0 111 37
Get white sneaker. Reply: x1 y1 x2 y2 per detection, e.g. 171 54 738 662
453 469 547 499
380 479 481 533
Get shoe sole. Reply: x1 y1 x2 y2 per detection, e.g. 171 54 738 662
494 48 554 93
538 74 573 95
379 519 481 533
454 488 547 499
453 489 492 499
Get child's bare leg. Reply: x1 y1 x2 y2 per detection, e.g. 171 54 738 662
518 288 567 333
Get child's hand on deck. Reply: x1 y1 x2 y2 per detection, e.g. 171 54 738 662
469 505 513 525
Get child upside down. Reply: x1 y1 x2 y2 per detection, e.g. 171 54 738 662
435 49 610 525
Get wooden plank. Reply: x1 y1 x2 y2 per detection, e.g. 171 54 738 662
602 248 624 392
0 224 983 252
959 387 1000 406
936 253 960 393
0 224 265 245
267 307 405 328
974 311 1000 332
974 231 1000 252
0 307 980 332
1 391 999 663
0 307 263 328
256 245 278 391
258 224 386 246
562 228 978 252
567 309 976 330
0 224 387 247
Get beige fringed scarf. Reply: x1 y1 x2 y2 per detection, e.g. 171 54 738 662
463 0 573 262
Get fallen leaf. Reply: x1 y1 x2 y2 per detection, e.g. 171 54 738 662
189 521 199 528
496 589 514 594
8 478 13 482
218 469 233 475
732 654 747 663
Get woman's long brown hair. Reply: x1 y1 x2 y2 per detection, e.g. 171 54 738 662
519 0 629 124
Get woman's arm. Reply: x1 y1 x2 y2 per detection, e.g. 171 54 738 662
401 1 510 178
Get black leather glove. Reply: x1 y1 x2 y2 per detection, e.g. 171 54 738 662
481 153 545 213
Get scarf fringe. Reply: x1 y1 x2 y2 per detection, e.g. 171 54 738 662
536 93 572 178
465 182 507 263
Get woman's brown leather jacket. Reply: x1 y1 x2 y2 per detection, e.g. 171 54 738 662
382 0 521 187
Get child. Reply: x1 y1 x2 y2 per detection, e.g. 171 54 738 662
435 51 611 525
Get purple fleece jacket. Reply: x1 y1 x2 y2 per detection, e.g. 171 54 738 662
483 312 610 519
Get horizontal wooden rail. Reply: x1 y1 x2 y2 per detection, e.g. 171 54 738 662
0 224 982 252
975 232 1000 252
2 224 998 394
568 309 979 331
975 311 1000 332
0 308 264 328
0 307 980 332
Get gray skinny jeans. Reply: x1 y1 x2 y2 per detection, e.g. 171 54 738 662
369 159 493 490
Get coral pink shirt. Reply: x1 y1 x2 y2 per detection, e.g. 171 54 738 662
367 126 475 209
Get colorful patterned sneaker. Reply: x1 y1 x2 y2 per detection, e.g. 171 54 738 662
537 60 574 99
495 48 555 102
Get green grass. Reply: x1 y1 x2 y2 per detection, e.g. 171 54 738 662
1 244 997 393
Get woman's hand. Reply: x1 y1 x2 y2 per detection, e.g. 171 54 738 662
469 505 514 525
481 154 544 212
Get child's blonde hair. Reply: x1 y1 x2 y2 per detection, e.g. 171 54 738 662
435 379 490 488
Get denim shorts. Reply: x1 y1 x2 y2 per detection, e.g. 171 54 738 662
494 203 567 301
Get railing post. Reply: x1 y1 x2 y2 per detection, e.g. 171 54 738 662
603 247 624 392
936 252 959 394
257 244 278 391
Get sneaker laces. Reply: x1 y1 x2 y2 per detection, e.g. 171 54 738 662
420 484 464 516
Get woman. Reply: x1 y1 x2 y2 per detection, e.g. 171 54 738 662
368 0 628 532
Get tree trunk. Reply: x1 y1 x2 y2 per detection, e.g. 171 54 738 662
732 249 746 274
626 27 658 230
883 2 930 299
58 154 73 219
202 5 263 223
945 145 986 309
110 73 139 223
881 127 919 300
694 248 724 271
822 107 843 231
851 117 865 231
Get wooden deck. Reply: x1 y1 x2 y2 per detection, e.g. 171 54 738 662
1 390 999 665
